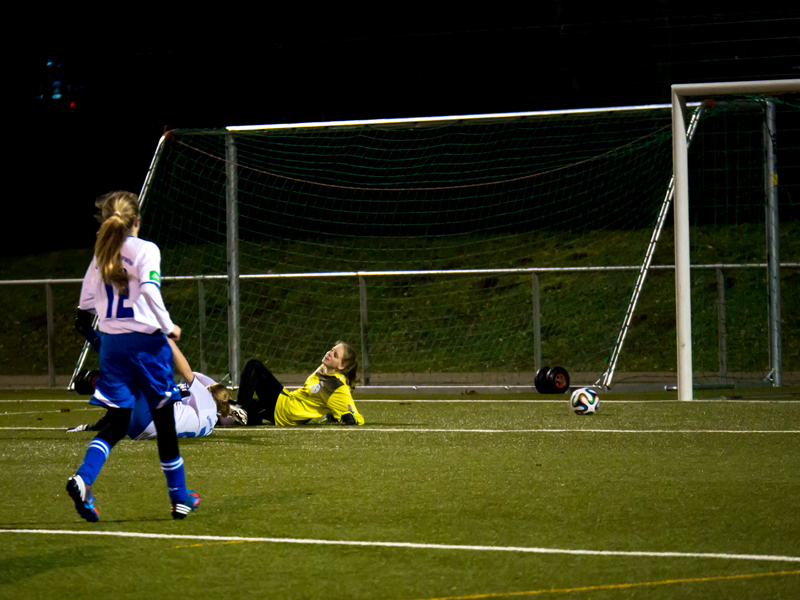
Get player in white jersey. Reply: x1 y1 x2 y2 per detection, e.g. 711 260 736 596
69 337 243 438
130 374 219 438
66 191 200 522
130 339 230 439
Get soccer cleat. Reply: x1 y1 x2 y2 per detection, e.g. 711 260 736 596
171 490 200 520
66 475 99 522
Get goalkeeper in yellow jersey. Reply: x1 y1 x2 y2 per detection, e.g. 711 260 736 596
235 341 364 427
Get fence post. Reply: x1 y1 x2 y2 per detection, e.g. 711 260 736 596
532 273 541 373
226 134 240 387
359 275 370 385
716 268 727 379
46 282 56 388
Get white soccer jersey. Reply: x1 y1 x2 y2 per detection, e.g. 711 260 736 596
79 236 174 335
183 372 220 437
137 372 219 439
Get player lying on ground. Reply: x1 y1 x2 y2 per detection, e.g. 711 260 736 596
69 332 246 437
235 341 365 427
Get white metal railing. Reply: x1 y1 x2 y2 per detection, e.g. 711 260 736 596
2 262 797 388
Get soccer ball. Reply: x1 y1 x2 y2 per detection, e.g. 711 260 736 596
570 388 599 415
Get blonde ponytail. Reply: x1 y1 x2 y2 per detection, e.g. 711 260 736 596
94 191 140 293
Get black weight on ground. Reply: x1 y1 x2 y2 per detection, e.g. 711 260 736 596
535 366 554 394
74 369 99 395
547 366 571 394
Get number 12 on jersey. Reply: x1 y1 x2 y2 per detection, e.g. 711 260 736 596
105 282 134 319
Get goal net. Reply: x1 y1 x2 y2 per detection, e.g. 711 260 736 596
74 96 798 390
116 106 679 388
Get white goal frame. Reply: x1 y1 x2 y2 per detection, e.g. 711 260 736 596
671 79 800 401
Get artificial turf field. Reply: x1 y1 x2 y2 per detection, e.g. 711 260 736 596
1 387 799 599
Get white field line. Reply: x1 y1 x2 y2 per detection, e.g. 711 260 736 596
207 428 800 434
2 426 800 434
0 427 71 430
0 528 798 563
0 400 101 403
2 398 798 404
359 399 800 404
0 408 99 416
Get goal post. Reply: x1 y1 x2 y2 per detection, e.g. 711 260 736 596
671 79 800 401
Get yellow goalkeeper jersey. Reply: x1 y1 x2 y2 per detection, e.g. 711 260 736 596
273 369 364 427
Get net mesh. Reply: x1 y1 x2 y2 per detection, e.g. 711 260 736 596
686 95 799 385
131 99 797 387
140 109 676 385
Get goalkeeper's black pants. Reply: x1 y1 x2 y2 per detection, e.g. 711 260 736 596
94 406 132 447
238 359 284 425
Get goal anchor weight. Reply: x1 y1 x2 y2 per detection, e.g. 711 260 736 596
73 369 99 395
534 366 570 394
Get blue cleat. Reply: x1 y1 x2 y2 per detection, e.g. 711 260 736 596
171 490 200 520
67 475 99 522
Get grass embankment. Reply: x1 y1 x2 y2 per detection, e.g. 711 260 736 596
1 223 797 380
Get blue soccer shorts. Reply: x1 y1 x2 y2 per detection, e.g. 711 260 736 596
92 332 180 411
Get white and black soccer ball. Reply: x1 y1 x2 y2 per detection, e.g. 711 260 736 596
570 388 599 415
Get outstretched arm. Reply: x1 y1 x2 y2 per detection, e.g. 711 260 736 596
75 308 102 353
167 338 194 383
140 283 179 339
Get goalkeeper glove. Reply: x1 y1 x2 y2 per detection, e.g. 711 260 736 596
66 424 90 433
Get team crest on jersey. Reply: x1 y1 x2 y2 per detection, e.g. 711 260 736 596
310 383 321 394
149 270 160 283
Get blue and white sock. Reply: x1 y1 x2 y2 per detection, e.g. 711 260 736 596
75 438 111 486
161 456 187 503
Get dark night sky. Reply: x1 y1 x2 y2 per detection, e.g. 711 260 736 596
9 7 800 257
